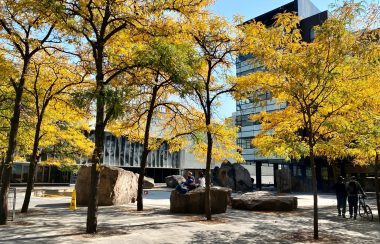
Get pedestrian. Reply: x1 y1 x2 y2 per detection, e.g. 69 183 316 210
346 176 366 219
335 176 347 218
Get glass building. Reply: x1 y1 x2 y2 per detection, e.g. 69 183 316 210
82 132 208 183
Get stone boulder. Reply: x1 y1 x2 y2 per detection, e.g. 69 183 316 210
75 165 138 206
231 193 297 211
213 162 253 192
165 175 186 188
363 177 380 192
170 187 231 214
276 168 292 193
135 173 155 189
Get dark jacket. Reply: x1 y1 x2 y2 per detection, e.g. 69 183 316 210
335 181 347 198
346 180 364 197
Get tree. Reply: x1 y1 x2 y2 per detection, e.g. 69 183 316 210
21 52 93 213
0 0 58 224
53 0 136 233
239 4 380 239
52 0 212 233
0 54 15 179
123 39 199 211
343 96 380 222
186 14 243 220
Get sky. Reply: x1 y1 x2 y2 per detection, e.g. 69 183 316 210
208 0 336 119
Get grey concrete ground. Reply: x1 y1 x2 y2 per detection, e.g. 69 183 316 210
0 188 379 244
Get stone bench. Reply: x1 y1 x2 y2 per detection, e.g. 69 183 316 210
231 193 297 211
170 187 231 214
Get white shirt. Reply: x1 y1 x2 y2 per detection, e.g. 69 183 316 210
199 177 206 187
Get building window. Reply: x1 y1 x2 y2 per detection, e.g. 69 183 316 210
237 138 254 149
310 28 315 41
236 114 260 127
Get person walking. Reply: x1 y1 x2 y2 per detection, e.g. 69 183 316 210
335 176 347 218
346 176 366 219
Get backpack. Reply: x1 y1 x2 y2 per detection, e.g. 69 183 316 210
347 181 357 195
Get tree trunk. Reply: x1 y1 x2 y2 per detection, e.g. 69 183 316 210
0 157 3 181
86 83 105 234
137 149 149 211
375 152 380 222
0 74 27 225
205 130 213 220
137 86 158 211
310 146 318 239
21 117 43 213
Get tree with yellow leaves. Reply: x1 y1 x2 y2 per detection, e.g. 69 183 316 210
239 2 380 239
0 54 14 181
341 92 380 222
186 13 244 220
0 0 59 224
48 0 213 233
110 38 201 211
20 52 93 213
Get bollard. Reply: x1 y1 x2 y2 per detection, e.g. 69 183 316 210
70 189 77 210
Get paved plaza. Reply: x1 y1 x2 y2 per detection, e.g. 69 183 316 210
0 188 379 244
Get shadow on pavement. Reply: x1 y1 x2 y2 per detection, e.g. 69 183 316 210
35 203 70 208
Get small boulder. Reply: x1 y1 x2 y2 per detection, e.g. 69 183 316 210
276 168 292 193
165 175 186 188
75 165 138 206
231 193 297 211
170 187 231 214
135 173 155 189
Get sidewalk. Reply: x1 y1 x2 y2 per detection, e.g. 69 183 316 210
0 191 379 244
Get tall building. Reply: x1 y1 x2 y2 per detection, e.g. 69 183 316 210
235 0 328 189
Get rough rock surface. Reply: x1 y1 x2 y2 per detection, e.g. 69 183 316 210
213 162 253 192
231 193 297 211
170 187 232 214
75 165 138 206
165 175 186 188
135 173 155 189
276 168 292 193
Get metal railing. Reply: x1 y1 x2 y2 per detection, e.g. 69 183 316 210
7 187 16 221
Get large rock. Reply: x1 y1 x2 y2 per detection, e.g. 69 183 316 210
170 187 231 214
276 168 292 193
165 175 186 188
231 193 297 211
363 177 380 192
213 162 253 192
135 173 155 189
75 165 138 206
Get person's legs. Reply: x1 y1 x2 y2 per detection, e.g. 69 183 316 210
348 196 354 218
337 196 342 216
353 196 359 219
342 197 347 217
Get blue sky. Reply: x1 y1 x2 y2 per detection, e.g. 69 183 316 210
208 0 336 119
210 0 335 22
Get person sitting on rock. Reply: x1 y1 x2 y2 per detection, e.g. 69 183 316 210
184 171 196 191
197 171 206 188
175 182 188 194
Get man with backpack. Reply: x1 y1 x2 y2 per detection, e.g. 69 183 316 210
346 176 366 219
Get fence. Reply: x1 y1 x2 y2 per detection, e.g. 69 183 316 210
7 187 16 221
